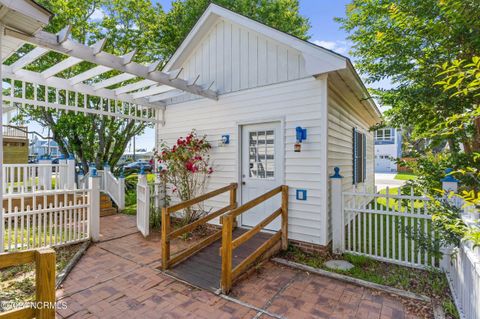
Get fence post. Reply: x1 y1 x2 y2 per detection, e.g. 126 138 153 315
118 169 125 210
39 155 51 190
103 162 109 193
89 169 101 242
59 154 67 189
281 185 289 250
67 154 75 189
330 167 344 254
35 248 56 319
221 214 234 294
440 168 460 270
161 206 170 270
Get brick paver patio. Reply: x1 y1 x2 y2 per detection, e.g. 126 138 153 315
55 214 429 318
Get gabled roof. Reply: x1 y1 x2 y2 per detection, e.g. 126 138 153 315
164 3 381 119
164 3 347 76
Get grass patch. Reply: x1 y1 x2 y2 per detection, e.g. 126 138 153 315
0 243 83 311
377 187 425 210
280 245 459 319
395 173 417 181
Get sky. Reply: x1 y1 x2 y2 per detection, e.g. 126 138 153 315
25 0 388 153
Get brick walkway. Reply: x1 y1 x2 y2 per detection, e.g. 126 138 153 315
56 215 428 318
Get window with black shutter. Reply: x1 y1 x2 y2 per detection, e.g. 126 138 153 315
353 128 367 184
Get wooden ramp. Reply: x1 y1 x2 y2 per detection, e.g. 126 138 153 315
166 228 272 291
161 183 288 293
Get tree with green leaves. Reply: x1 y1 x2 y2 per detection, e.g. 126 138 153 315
11 0 164 172
337 0 480 153
13 0 310 172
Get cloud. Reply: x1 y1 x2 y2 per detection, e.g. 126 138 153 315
312 40 349 55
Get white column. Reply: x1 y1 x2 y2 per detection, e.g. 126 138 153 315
39 157 51 190
67 155 76 189
0 24 4 253
103 163 109 193
59 155 67 189
118 168 125 210
330 167 344 254
89 174 101 241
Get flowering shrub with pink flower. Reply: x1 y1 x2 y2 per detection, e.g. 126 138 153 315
156 130 213 224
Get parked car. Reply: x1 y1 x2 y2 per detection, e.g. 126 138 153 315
123 161 153 174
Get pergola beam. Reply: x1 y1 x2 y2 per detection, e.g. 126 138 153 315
69 65 111 85
3 95 163 124
131 85 174 99
5 27 218 100
3 67 165 109
41 56 82 78
10 47 48 71
115 79 155 95
93 73 136 90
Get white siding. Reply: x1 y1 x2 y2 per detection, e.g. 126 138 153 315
179 19 307 94
326 77 375 243
157 77 328 245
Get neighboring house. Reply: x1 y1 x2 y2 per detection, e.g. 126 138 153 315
29 136 60 158
156 4 381 249
374 128 402 173
3 126 28 164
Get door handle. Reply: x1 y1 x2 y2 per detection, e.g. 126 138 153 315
242 181 246 185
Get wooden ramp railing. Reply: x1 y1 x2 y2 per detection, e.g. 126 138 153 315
161 183 237 270
0 249 56 319
220 185 288 294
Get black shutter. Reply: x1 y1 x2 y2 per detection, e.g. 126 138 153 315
353 128 366 184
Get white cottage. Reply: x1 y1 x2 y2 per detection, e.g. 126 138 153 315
156 4 381 250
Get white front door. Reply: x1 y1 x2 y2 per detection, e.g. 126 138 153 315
241 122 283 230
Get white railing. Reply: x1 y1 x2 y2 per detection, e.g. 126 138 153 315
136 173 150 237
103 168 125 210
77 166 125 209
341 186 435 268
3 125 28 138
2 188 92 252
2 161 75 193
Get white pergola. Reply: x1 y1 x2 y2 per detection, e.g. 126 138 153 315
2 24 217 124
0 0 218 250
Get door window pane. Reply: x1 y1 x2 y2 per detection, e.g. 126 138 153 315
249 129 275 179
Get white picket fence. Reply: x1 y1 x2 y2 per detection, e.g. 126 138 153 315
2 161 75 193
1 188 92 252
441 204 480 319
341 186 436 268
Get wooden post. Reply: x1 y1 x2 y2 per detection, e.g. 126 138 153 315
230 183 238 228
221 214 233 294
35 248 56 319
330 167 344 254
89 175 101 242
229 183 237 209
161 207 170 270
281 185 289 250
